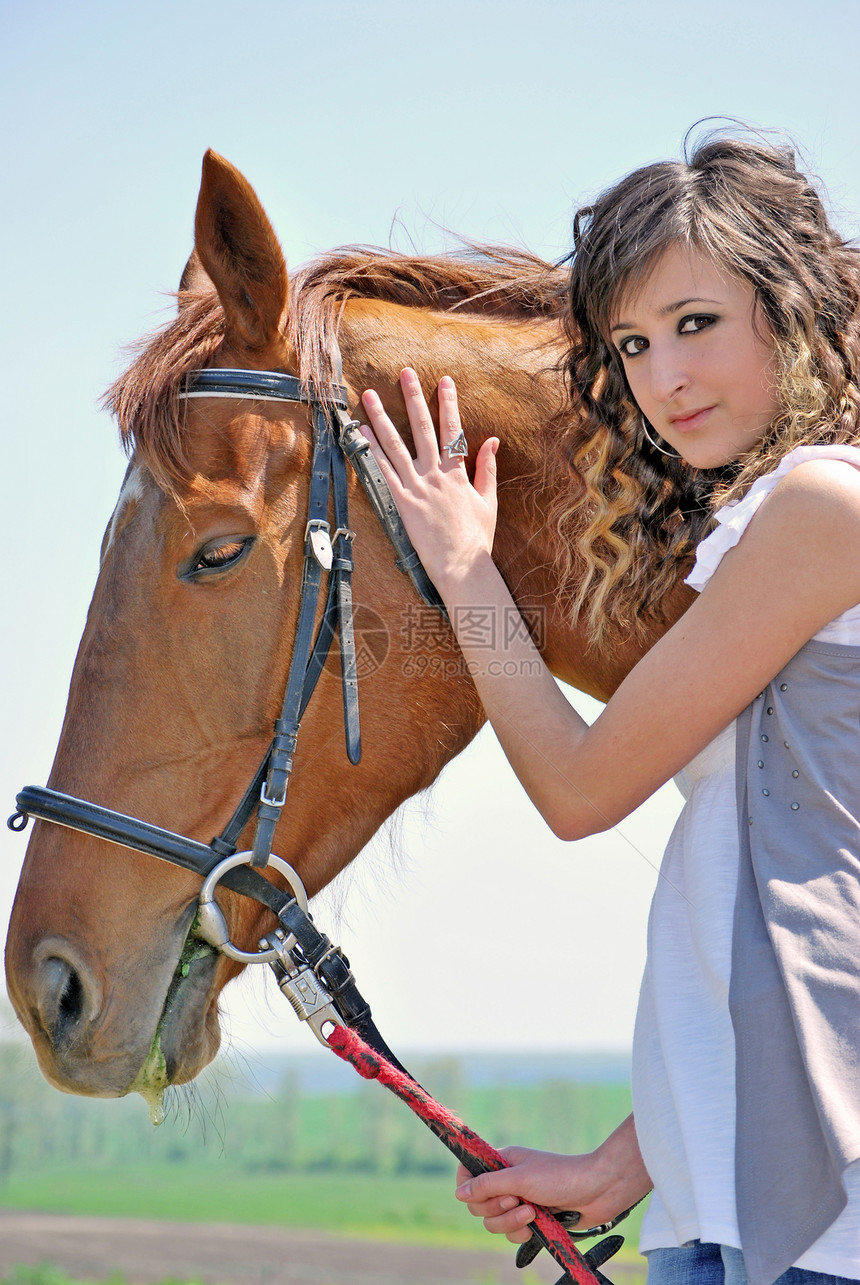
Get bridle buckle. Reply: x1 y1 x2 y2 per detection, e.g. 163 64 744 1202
259 779 287 808
305 519 333 570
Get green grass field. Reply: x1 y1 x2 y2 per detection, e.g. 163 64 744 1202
0 1161 647 1255
2 1164 478 1245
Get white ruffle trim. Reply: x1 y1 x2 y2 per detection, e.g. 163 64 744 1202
685 444 860 593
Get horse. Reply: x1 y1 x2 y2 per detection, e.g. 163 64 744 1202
5 150 692 1102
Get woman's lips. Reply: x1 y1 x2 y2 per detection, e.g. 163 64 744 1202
667 406 715 432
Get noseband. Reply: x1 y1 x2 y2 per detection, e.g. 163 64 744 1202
10 358 444 938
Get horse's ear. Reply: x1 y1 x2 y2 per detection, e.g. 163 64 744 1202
177 248 214 304
193 149 289 352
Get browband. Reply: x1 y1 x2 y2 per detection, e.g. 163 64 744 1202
181 368 349 407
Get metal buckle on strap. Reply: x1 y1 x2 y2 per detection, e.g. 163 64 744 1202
337 419 366 456
260 779 287 808
305 519 333 570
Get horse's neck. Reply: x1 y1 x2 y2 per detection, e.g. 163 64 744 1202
490 483 672 703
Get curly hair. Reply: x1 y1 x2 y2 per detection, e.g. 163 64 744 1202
551 129 860 643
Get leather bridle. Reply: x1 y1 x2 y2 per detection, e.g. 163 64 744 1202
8 358 445 1058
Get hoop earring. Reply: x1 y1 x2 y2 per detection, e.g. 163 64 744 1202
639 415 680 459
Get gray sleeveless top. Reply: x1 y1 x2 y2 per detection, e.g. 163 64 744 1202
733 639 860 1285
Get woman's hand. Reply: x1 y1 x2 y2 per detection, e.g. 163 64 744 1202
361 369 499 594
454 1117 651 1244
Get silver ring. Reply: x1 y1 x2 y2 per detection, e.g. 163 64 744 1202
443 430 468 460
195 851 309 964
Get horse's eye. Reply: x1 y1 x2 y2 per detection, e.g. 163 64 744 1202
185 536 254 579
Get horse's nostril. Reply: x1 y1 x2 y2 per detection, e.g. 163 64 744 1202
36 955 92 1045
58 964 84 1025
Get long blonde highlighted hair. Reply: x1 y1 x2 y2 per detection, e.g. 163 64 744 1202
551 130 860 644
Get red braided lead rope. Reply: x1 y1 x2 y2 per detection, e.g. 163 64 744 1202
327 1024 601 1285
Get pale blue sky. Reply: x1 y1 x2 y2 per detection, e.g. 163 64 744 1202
2 0 858 1055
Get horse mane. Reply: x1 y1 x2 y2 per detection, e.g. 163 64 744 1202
290 242 566 387
105 243 567 487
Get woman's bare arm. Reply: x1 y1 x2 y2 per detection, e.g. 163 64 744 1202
363 372 860 839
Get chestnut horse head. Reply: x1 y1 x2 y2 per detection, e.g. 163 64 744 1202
5 152 690 1101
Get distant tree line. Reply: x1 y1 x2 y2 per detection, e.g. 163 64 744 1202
0 1038 631 1182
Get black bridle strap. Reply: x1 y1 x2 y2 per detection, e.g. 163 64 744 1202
204 363 433 865
212 564 348 860
250 405 337 867
329 431 360 763
12 785 282 909
180 368 348 407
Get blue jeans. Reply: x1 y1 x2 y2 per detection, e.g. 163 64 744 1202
646 1242 859 1285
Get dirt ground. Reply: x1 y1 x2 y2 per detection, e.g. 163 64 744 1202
0 1211 641 1285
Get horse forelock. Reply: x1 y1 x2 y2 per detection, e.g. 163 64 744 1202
103 242 568 490
104 291 226 492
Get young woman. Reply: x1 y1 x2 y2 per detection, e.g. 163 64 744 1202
359 134 860 1285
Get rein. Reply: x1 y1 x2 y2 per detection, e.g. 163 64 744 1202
8 360 627 1285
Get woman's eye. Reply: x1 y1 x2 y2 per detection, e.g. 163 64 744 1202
188 536 254 577
618 335 648 358
679 314 716 334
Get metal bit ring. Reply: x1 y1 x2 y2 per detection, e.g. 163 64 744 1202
195 850 309 963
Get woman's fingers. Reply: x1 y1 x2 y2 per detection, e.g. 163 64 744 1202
461 1193 520 1218
359 373 499 589
455 1160 525 1206
463 1194 536 1244
362 372 470 478
454 1163 536 1243
457 1189 536 1245
370 369 467 472
482 1203 536 1244
437 374 468 467
398 368 444 468
360 389 415 480
474 436 499 501
358 420 405 493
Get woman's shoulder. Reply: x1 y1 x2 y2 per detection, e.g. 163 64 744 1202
687 444 860 594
